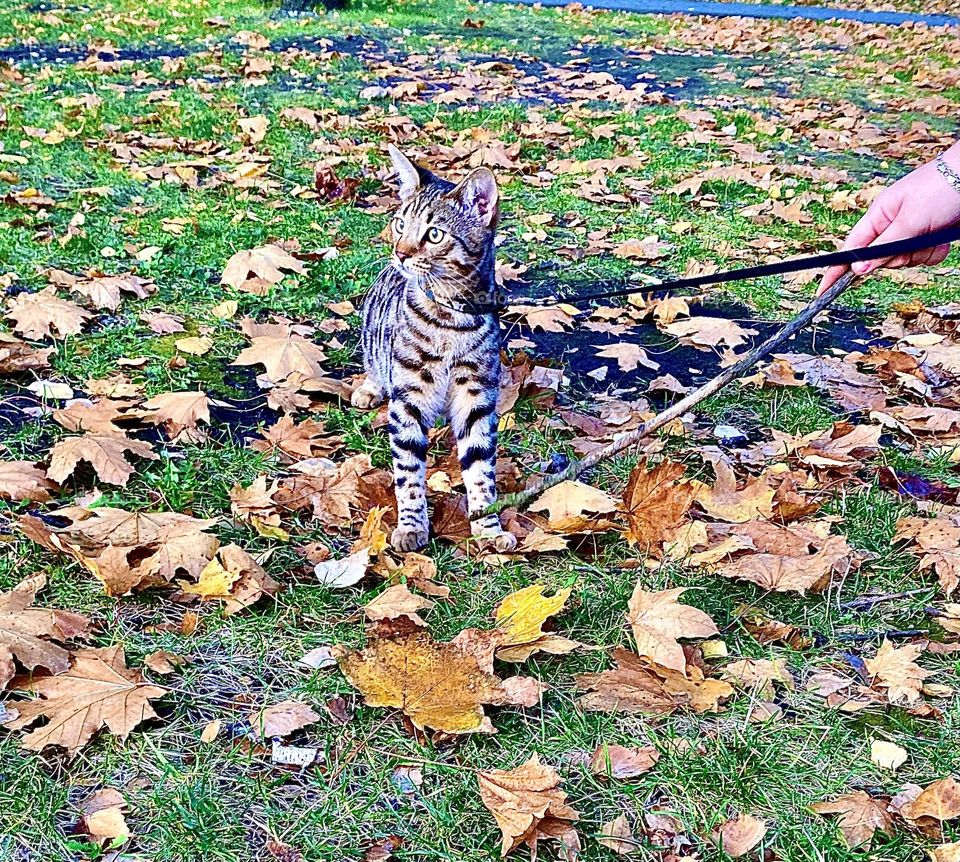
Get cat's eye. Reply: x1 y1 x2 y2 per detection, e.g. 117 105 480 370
425 227 445 244
393 217 405 233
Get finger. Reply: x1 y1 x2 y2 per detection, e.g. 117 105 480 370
818 208 893 294
908 243 951 267
818 264 848 295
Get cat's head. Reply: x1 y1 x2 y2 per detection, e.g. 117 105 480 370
386 145 498 295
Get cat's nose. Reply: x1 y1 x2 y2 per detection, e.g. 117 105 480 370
395 249 411 262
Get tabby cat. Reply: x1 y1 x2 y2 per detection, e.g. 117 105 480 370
352 145 516 554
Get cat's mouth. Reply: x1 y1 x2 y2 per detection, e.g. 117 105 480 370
392 257 434 278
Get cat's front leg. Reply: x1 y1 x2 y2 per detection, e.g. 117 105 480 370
387 385 435 552
449 361 517 552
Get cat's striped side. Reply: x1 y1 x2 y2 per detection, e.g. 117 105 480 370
352 146 515 553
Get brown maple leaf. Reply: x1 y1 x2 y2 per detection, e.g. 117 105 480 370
276 454 377 528
69 273 154 311
896 515 960 596
232 334 327 383
140 391 211 439
576 647 733 716
51 398 132 434
0 460 56 502
593 342 659 372
627 585 718 674
717 533 855 594
811 791 894 849
528 480 618 534
3 644 166 755
363 584 435 628
864 640 932 706
6 287 91 340
663 316 757 349
250 415 343 462
696 461 776 523
504 304 580 333
0 575 90 689
477 755 581 859
47 433 157 486
220 243 306 293
0 333 53 373
621 459 696 548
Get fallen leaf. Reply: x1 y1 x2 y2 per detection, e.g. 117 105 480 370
364 584 435 628
6 287 90 340
477 755 581 859
598 814 635 855
3 644 167 754
494 584 572 648
339 631 505 733
626 585 718 674
594 342 659 372
221 243 306 293
621 459 696 549
528 480 617 533
717 534 855 594
871 739 908 771
576 647 733 715
905 777 960 823
811 791 894 849
141 391 211 438
78 788 130 847
865 640 932 706
588 743 659 779
248 699 321 739
47 433 157 487
712 813 766 857
0 460 56 502
696 461 776 523
663 316 758 350
721 658 794 699
0 575 90 690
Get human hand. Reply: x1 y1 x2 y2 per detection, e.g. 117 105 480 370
818 144 960 294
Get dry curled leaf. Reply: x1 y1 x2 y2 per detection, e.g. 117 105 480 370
811 791 893 849
0 460 56 502
248 700 321 740
0 575 90 690
712 813 766 857
627 585 718 674
477 755 581 859
588 743 659 779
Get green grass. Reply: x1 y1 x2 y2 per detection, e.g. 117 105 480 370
2 0 960 859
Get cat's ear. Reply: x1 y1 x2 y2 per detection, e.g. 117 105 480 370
387 144 425 202
450 168 499 227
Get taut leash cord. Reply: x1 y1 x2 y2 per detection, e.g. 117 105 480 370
432 225 960 315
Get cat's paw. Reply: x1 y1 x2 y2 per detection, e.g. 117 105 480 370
391 525 429 552
489 530 517 553
351 380 385 410
471 526 517 553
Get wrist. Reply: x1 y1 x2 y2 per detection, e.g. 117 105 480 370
940 142 960 174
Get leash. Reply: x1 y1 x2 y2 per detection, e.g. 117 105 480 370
434 225 960 315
